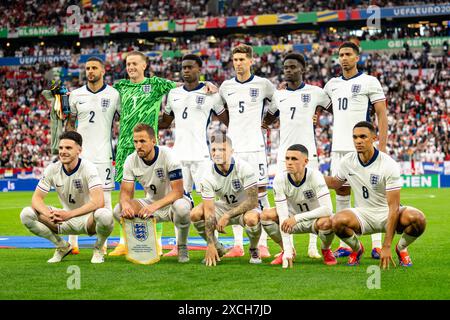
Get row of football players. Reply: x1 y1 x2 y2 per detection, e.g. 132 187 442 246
20 121 426 267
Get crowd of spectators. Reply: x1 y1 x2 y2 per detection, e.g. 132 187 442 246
0 29 448 171
2 0 449 29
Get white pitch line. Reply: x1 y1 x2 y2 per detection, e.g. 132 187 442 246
400 194 436 199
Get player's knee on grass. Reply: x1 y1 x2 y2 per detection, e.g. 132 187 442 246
243 211 259 227
172 199 191 226
20 207 38 228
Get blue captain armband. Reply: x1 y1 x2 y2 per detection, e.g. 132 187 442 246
169 169 183 181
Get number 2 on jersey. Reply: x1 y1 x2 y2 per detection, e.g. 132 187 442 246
89 111 95 123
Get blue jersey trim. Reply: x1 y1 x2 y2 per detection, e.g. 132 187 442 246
341 71 363 81
235 74 255 84
214 158 235 177
287 168 308 187
142 146 159 167
62 158 82 176
183 83 205 92
358 148 379 167
86 83 107 94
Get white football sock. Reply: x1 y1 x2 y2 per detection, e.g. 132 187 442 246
232 225 244 248
308 233 318 250
341 233 360 252
397 233 418 252
93 208 114 249
258 192 270 247
336 195 351 249
20 207 65 247
371 233 382 249
68 235 78 248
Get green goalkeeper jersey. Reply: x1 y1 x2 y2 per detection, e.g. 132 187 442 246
114 77 176 182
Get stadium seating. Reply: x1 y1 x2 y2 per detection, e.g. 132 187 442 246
0 28 448 170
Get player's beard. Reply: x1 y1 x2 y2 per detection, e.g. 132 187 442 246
87 75 101 84
137 149 152 161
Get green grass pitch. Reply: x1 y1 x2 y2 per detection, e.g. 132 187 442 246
0 188 449 300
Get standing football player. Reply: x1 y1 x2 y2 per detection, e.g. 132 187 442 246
323 42 388 259
111 51 216 256
159 54 229 257
20 131 114 263
66 57 120 255
219 44 273 259
262 52 331 260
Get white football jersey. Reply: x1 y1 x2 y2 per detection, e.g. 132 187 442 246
37 158 103 211
324 72 386 152
165 84 225 161
69 84 121 163
273 168 331 216
122 146 182 203
219 75 275 152
335 149 402 210
200 157 258 208
268 83 331 162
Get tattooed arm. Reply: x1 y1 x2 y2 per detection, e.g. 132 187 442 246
203 198 220 266
204 198 217 244
216 185 258 233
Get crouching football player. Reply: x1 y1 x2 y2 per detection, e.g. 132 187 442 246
191 133 262 266
261 144 337 268
20 131 114 263
325 121 426 268
112 123 192 263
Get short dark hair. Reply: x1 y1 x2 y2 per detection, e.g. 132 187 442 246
210 132 232 147
232 44 253 59
353 121 376 134
133 123 155 138
287 144 308 157
86 56 105 66
59 131 83 146
283 52 306 68
182 54 203 67
338 41 360 55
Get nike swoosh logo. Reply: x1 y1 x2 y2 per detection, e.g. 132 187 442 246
79 101 87 104
348 173 355 176
227 92 236 96
56 184 64 187
173 99 180 101
258 178 266 181
331 88 338 92
280 98 287 103
214 188 222 192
